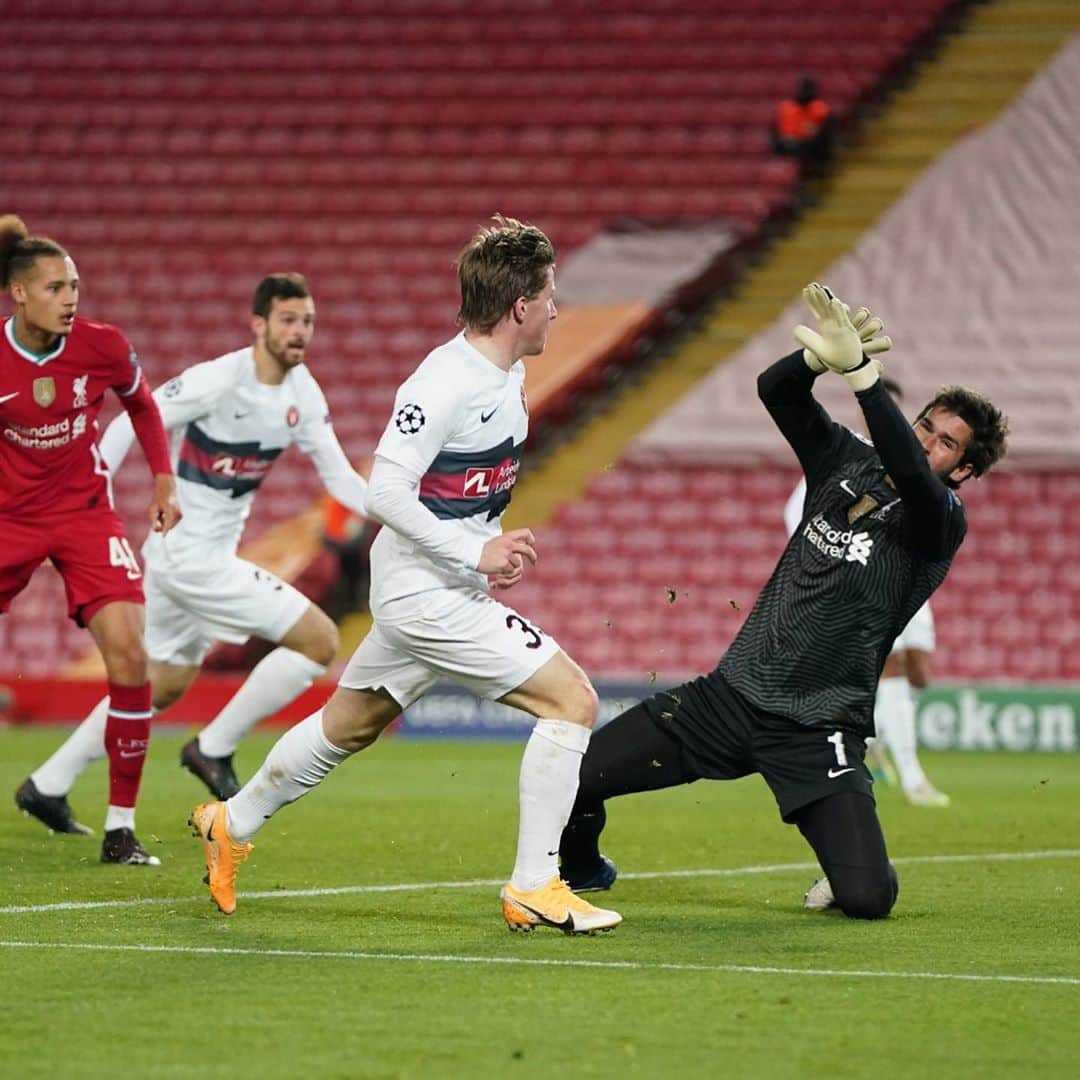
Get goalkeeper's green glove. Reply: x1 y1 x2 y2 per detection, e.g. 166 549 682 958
795 283 892 390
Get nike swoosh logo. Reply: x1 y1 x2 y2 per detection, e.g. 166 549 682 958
514 899 575 932
234 410 250 419
0 392 19 404
480 407 498 423
119 750 146 759
839 480 857 497
827 767 855 778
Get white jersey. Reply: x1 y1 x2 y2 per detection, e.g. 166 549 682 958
99 346 366 565
368 331 528 623
784 476 933 657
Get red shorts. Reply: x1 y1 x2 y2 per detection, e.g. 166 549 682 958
0 506 145 627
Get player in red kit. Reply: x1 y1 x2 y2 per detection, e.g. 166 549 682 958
1 215 182 865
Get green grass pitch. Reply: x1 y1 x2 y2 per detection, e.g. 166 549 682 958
2 726 1078 1079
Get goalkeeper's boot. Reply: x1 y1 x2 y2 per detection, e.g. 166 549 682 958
864 742 897 786
15 778 94 836
180 738 241 799
804 877 837 911
500 876 622 935
562 854 618 893
905 781 950 808
101 827 162 867
189 800 252 915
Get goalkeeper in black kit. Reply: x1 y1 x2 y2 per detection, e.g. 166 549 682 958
559 284 1009 918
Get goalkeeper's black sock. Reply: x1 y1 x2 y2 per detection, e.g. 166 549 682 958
560 803 606 876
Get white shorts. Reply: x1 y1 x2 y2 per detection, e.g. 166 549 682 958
143 557 311 667
339 590 561 708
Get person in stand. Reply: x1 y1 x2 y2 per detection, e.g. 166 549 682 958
771 74 835 179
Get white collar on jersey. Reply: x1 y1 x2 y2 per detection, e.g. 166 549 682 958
4 316 67 366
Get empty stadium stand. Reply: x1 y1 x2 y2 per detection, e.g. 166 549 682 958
506 464 1080 684
1 0 972 681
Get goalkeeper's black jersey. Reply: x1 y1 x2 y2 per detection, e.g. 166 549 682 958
716 351 967 736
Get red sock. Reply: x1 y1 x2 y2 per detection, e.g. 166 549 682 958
104 682 153 809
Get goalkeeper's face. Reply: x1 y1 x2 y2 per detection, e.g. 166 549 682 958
914 407 974 485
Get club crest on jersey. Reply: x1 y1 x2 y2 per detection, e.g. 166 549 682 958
395 403 425 435
72 374 89 408
32 377 55 408
287 405 299 428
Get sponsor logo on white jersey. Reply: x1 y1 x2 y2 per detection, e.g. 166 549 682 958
462 459 519 499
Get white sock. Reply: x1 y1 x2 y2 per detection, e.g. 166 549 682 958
31 696 109 796
510 719 591 893
198 648 327 758
875 677 928 792
104 805 136 832
225 710 349 842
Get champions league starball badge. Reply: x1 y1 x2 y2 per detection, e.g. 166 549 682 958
395 403 425 435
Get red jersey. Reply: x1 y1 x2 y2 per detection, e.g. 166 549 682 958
0 315 143 516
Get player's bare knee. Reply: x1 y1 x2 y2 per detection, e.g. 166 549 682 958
319 621 340 666
103 638 148 686
562 676 599 729
322 688 394 753
302 620 338 668
152 683 184 712
284 606 338 667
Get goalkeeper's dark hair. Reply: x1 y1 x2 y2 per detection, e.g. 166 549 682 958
252 273 311 318
0 215 68 287
456 214 555 333
918 386 1009 481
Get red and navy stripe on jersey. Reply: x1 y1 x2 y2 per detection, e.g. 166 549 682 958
418 436 522 523
177 422 284 498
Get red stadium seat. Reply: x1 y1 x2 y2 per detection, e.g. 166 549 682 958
1 1 971 677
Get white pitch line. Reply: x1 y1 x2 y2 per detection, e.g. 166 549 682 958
0 939 1076 987
1 848 1077 916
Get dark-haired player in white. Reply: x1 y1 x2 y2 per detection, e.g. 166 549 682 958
22 274 368 848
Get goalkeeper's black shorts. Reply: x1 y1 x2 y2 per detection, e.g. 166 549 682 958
641 671 876 823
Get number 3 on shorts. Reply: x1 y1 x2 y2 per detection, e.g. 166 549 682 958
109 536 142 581
505 613 543 650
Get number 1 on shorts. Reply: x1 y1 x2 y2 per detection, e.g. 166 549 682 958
827 730 848 767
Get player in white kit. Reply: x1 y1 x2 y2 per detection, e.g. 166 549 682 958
26 275 369 841
190 216 621 934
784 371 949 808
